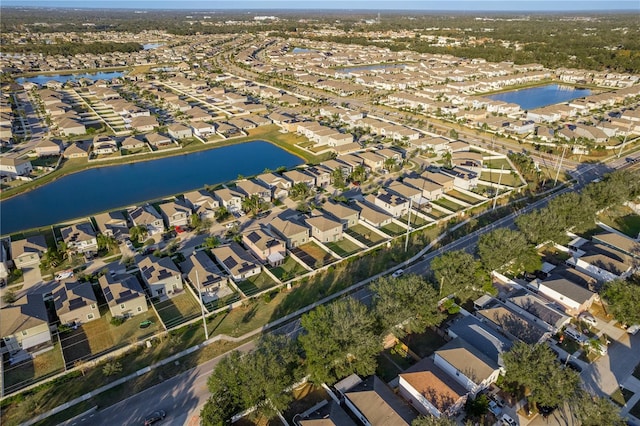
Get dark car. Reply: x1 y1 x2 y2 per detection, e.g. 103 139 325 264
539 405 557 417
144 410 166 425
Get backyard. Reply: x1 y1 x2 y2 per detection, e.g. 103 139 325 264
2 344 65 394
379 221 407 237
480 171 523 187
153 292 202 329
325 238 362 258
345 224 388 247
268 256 309 281
597 205 640 238
291 242 338 269
237 272 279 297
447 189 485 205
432 197 465 212
402 328 448 358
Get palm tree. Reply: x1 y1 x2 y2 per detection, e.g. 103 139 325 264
290 182 311 200
384 158 396 172
242 194 265 216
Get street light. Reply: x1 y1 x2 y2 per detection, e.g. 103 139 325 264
195 270 209 340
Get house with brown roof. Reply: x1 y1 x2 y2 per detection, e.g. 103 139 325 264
242 227 286 267
11 235 47 269
60 222 98 254
0 294 52 355
357 151 386 172
399 357 468 418
433 338 501 396
304 165 332 188
256 172 291 200
129 204 164 236
342 375 418 426
352 200 393 228
213 187 244 213
144 132 173 148
98 273 148 318
63 140 91 158
120 136 147 150
53 280 101 325
235 179 272 203
34 139 62 157
387 181 424 205
183 189 219 220
180 251 230 303
422 171 455 191
305 213 344 244
58 118 86 136
269 216 310 248
211 243 261 282
403 176 444 200
283 169 316 187
321 201 359 229
168 123 193 140
137 255 183 299
158 200 192 228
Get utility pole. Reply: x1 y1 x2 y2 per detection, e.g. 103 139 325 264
617 122 633 158
554 145 567 186
492 165 504 210
404 197 413 252
195 270 209 340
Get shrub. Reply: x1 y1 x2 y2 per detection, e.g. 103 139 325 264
110 316 126 326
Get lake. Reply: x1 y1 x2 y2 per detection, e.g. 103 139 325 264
486 84 592 110
0 141 303 235
17 71 126 85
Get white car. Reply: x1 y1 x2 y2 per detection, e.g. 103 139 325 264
578 312 597 327
501 413 517 426
391 269 404 278
54 270 74 281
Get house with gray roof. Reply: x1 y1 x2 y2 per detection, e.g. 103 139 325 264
98 273 148 318
137 255 183 299
321 201 360 229
129 204 164 236
505 289 571 332
94 210 129 240
269 216 310 249
352 200 393 228
242 227 286 267
447 315 513 367
211 243 261 282
0 294 52 355
158 200 192 228
180 251 230 303
53 280 100 325
534 275 597 315
60 222 98 254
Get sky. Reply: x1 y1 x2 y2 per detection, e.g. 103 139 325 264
2 0 639 11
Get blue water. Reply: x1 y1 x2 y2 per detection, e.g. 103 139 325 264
16 71 126 85
292 47 314 53
0 141 303 234
142 43 164 50
486 84 592 110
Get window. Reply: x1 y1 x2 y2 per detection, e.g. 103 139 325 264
91 303 96 309
87 313 94 320
120 303 126 310
22 331 28 336
137 306 143 312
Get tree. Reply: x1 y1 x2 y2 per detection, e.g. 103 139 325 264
464 393 490 419
371 274 445 338
241 194 266 216
331 168 346 190
204 236 221 249
102 360 122 377
384 157 396 172
412 416 456 426
449 129 458 139
503 342 581 409
97 234 117 252
477 228 539 273
300 297 380 384
190 213 202 229
349 164 367 184
573 392 625 426
215 206 230 222
430 250 487 301
129 225 148 243
2 289 17 304
290 182 312 200
602 279 640 326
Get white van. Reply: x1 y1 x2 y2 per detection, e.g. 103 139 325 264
564 326 589 345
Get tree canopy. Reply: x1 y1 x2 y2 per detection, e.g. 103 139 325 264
371 274 446 338
602 278 640 326
299 297 380 384
430 250 488 301
477 228 539 273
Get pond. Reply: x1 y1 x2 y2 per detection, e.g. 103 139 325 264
0 141 303 234
486 84 592 110
17 71 126 85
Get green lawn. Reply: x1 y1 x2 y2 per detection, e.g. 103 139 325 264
610 387 635 406
325 238 362 258
203 291 242 313
380 222 406 236
447 189 485 205
399 213 429 228
345 224 388 247
483 158 513 170
154 292 202 329
376 352 403 382
480 171 523 187
432 197 464 212
2 343 65 394
597 205 640 238
269 256 310 281
424 207 448 220
237 272 279 297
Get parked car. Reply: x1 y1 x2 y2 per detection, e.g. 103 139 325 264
55 269 74 281
143 410 166 425
578 312 597 327
501 413 516 425
489 400 502 416
391 269 404 278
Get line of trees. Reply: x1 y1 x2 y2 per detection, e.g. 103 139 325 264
0 41 142 56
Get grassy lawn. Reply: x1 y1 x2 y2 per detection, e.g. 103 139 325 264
597 205 640 238
203 291 242 313
291 241 338 269
154 292 202 329
208 292 287 337
59 309 161 368
432 197 465 212
480 171 523 187
483 158 513 170
2 344 65 394
376 353 403 382
325 238 362 258
425 207 448 220
345 224 388 247
237 272 279 297
447 189 484 205
610 387 635 406
399 213 429 228
402 328 447 358
380 222 406 236
269 256 309 281
557 337 581 355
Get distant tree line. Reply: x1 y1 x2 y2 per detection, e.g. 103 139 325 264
0 41 142 56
